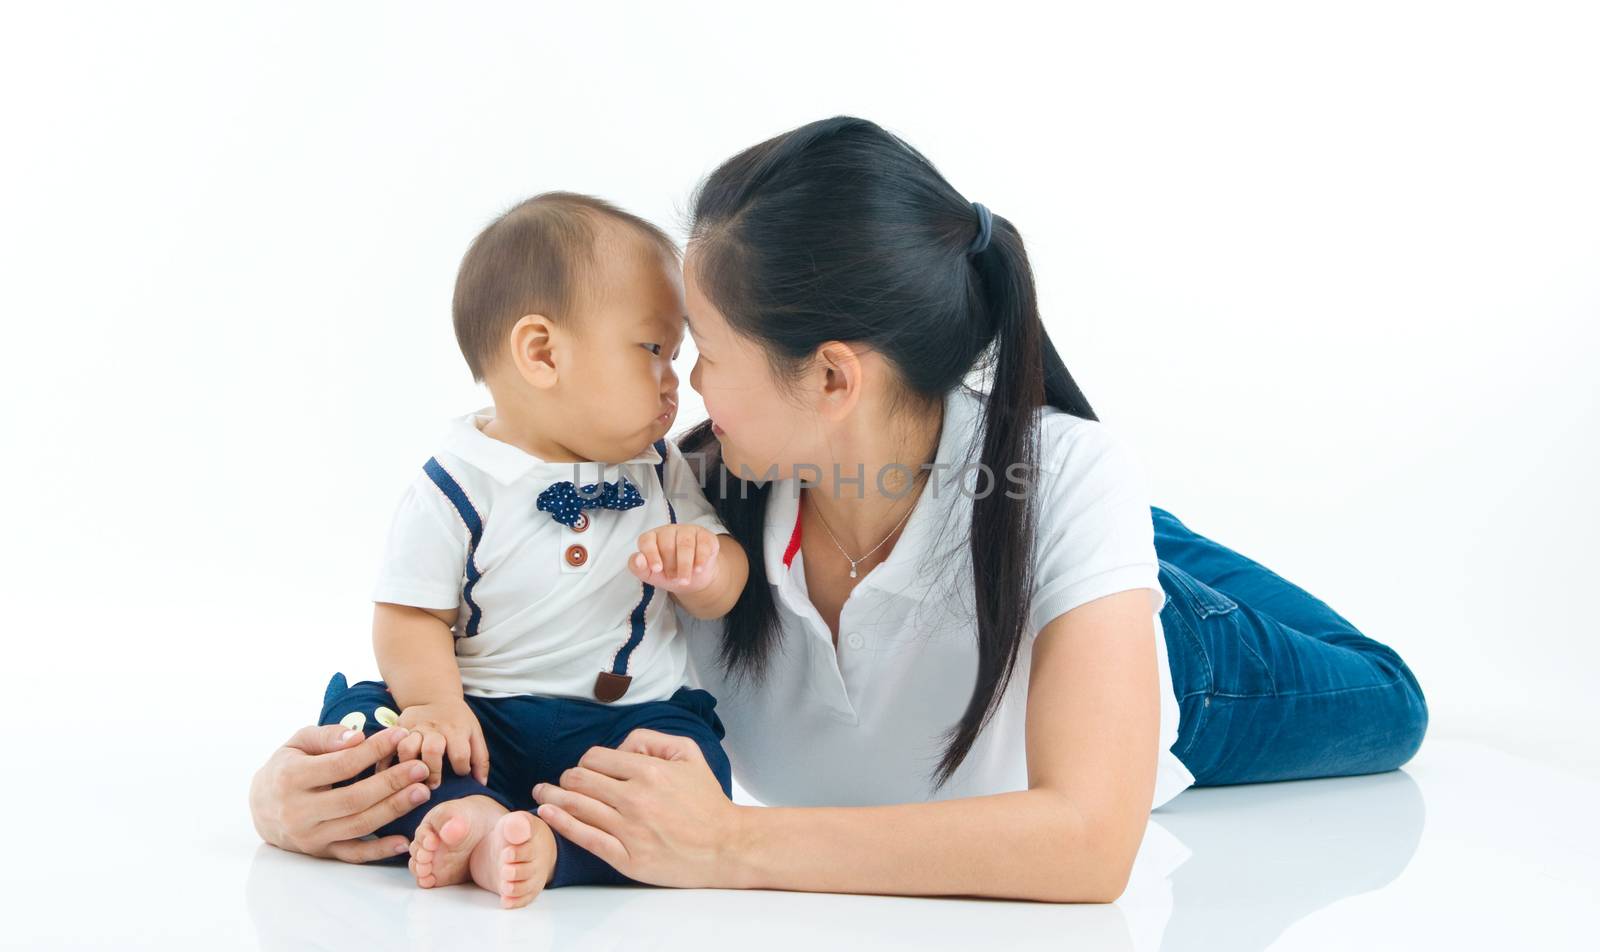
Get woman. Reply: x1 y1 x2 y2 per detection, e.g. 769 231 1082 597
250 116 1427 903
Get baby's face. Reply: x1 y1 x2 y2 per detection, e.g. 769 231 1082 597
552 233 685 463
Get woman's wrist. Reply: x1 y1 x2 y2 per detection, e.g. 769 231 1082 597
718 803 765 890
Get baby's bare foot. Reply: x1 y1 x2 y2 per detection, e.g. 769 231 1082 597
408 795 504 889
469 810 558 908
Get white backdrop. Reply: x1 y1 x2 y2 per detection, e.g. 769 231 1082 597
3 0 1596 819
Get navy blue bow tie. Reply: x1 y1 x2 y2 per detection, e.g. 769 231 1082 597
536 476 644 527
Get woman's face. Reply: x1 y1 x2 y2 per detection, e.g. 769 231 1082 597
682 248 827 482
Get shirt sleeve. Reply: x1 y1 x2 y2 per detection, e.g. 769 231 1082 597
660 438 728 536
370 472 469 611
1027 418 1166 636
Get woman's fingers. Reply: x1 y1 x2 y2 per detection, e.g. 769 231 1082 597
325 834 411 864
537 802 630 870
315 759 430 824
317 773 433 844
296 726 411 788
552 764 628 806
615 728 704 763
284 723 364 756
573 740 689 781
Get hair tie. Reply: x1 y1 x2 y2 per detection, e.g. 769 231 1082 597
967 202 993 255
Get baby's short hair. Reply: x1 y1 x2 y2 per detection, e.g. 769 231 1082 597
452 191 679 382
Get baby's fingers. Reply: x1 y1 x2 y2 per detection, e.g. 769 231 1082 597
637 531 664 575
694 530 718 574
421 732 447 789
446 729 473 780
675 528 696 584
397 730 424 764
470 729 490 785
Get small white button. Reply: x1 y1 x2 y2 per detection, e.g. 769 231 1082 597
846 632 865 649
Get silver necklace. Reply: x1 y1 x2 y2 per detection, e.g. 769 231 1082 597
806 489 921 579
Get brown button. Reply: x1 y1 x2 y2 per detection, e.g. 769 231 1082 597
570 512 590 533
564 543 588 567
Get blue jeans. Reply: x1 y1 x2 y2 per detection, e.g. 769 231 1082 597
1152 506 1428 785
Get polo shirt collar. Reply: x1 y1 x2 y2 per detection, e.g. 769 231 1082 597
442 406 664 487
763 385 986 608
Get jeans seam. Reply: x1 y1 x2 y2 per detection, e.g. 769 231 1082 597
1162 606 1213 760
1209 674 1404 701
1163 600 1215 699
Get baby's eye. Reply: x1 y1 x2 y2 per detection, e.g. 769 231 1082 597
670 345 682 361
641 343 663 356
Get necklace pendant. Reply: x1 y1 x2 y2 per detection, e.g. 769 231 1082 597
849 561 858 579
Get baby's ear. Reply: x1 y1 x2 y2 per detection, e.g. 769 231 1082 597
507 313 559 387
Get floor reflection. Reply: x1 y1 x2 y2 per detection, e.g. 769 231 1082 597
246 842 1138 951
243 769 1422 952
1153 768 1425 951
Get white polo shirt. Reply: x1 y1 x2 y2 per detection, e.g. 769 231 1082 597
372 406 726 702
680 385 1195 811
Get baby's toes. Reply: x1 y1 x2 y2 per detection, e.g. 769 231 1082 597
494 813 549 908
410 825 440 887
499 875 541 909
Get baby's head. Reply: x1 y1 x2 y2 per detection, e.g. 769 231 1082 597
453 192 685 463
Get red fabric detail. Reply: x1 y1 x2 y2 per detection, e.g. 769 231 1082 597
782 500 803 568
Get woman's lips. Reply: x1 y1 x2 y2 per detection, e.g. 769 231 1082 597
711 421 725 436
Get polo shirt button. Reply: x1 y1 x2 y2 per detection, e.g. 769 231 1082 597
846 632 865 649
571 512 590 533
564 543 588 567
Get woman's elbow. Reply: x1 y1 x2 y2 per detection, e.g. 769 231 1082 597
1037 805 1142 903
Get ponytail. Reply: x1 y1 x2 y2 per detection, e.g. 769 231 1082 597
927 213 1097 789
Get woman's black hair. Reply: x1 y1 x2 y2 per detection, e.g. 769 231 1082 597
678 116 1098 791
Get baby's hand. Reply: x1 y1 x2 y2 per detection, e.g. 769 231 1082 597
631 524 720 594
395 699 489 789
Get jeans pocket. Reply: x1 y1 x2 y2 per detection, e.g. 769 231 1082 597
1159 560 1274 698
1163 563 1239 618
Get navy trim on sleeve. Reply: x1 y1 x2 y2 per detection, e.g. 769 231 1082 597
422 456 486 638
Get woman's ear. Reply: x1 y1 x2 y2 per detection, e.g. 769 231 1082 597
815 340 865 419
507 314 560 388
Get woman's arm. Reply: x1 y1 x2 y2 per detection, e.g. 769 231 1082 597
728 588 1158 902
533 587 1160 902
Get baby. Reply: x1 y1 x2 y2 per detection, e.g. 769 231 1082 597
316 192 748 907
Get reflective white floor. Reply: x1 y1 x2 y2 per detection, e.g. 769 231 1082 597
9 721 1593 950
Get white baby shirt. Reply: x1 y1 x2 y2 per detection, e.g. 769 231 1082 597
680 385 1196 811
372 406 727 703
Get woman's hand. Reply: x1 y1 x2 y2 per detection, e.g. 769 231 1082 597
530 728 744 888
249 723 434 863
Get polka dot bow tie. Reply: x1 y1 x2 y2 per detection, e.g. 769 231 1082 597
536 476 645 528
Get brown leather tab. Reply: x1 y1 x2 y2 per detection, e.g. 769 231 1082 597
593 671 632 703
